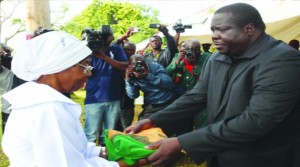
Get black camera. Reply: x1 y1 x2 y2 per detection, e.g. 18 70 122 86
128 61 143 84
81 25 112 51
134 61 144 73
173 20 192 33
149 24 160 28
185 49 194 59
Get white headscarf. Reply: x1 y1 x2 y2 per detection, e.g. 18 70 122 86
12 31 92 81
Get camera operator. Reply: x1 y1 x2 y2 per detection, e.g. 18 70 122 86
142 25 178 68
83 26 128 146
125 54 179 133
0 44 14 134
166 39 211 130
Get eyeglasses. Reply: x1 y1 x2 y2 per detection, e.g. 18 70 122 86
77 63 94 74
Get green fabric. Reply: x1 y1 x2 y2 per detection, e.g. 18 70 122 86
105 130 156 165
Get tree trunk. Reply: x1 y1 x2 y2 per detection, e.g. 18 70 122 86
26 0 51 38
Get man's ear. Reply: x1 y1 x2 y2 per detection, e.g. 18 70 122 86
244 23 256 36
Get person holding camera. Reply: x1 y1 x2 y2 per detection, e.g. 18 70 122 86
141 25 178 68
83 25 128 146
125 54 178 129
166 39 211 132
166 39 211 94
0 44 14 134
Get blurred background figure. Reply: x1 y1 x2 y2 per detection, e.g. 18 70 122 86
0 44 14 134
202 43 213 55
288 39 299 51
0 43 13 70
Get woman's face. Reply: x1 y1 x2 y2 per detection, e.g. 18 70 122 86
57 57 92 93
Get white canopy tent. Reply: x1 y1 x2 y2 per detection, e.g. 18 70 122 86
136 0 300 51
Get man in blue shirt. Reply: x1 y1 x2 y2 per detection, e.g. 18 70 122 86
125 54 178 124
84 26 128 145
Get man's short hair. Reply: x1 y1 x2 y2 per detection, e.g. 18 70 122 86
215 3 266 31
129 54 145 63
150 35 162 42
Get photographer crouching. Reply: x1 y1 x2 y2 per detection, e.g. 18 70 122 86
125 54 180 136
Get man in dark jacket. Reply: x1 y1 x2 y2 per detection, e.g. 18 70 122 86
141 25 178 68
125 3 300 167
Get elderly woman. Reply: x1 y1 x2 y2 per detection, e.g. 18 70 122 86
1 31 146 167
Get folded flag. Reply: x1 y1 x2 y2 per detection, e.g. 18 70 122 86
104 127 167 165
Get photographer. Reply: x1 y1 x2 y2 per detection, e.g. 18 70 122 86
142 25 178 68
166 39 211 130
0 45 14 134
83 25 128 146
125 54 178 129
166 40 210 92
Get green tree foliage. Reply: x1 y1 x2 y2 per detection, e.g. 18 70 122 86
60 0 160 43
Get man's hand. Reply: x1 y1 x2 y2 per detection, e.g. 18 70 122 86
0 50 7 57
176 48 186 64
158 25 169 34
125 27 136 38
124 119 155 134
125 65 135 81
92 50 107 59
145 137 184 166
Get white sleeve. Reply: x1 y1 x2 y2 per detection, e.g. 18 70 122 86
31 103 119 167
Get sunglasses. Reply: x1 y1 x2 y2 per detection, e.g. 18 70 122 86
77 63 94 74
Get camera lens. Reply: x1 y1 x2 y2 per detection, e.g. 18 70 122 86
185 50 194 59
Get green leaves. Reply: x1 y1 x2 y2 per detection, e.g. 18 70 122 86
60 0 160 43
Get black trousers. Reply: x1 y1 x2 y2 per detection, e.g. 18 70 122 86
2 112 10 134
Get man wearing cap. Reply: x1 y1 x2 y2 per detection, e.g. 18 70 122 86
202 43 213 55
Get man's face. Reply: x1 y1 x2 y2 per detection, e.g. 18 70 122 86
211 13 250 57
149 37 162 50
123 44 136 58
103 34 114 47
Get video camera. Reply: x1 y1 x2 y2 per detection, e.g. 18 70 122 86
81 25 112 51
173 19 192 33
149 24 161 28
